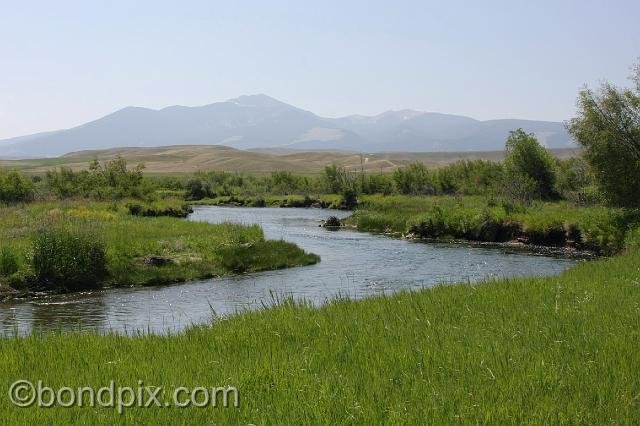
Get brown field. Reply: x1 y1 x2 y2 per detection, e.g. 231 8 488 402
0 145 580 175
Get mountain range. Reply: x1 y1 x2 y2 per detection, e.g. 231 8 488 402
0 94 574 158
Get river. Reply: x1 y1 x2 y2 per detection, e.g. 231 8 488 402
0 206 575 335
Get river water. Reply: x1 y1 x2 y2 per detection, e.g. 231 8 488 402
0 206 575 335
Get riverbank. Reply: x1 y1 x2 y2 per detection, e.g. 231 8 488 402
1 234 638 422
0 201 319 299
348 195 640 256
190 194 639 256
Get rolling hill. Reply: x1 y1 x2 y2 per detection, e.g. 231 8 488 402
0 145 580 175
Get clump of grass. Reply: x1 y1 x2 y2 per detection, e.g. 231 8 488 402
0 247 19 276
31 224 108 291
217 241 320 273
127 198 193 218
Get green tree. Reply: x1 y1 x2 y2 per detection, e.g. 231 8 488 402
567 62 640 207
0 170 35 202
503 129 557 200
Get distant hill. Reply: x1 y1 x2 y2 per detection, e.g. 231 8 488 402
0 94 574 158
0 145 580 175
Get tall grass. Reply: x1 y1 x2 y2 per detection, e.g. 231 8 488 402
351 195 640 254
31 225 107 291
0 244 638 422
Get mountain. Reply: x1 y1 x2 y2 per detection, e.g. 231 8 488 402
0 94 574 158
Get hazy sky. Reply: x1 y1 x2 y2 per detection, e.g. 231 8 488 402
1 0 638 139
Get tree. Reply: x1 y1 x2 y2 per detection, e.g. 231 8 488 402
567 62 640 207
503 129 557 200
0 170 34 202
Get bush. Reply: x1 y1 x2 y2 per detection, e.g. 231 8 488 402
45 157 147 200
393 163 435 195
31 226 108 291
568 63 640 207
503 129 557 200
0 170 34 203
555 157 593 202
340 188 358 210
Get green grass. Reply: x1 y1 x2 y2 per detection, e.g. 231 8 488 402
0 242 638 423
0 200 319 292
350 195 640 255
126 198 193 218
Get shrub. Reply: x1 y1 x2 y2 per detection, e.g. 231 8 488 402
0 170 34 203
503 129 557 200
393 163 435 195
45 157 147 200
185 177 208 200
567 62 640 207
340 188 358 210
31 226 108 291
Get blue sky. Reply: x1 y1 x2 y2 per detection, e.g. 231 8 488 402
1 0 638 139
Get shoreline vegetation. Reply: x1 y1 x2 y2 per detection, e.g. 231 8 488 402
0 200 319 301
2 132 639 299
189 194 637 257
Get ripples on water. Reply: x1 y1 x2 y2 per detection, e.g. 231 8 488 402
0 207 576 335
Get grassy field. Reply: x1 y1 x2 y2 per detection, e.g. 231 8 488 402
350 195 640 255
0 145 579 175
0 200 319 294
0 236 638 423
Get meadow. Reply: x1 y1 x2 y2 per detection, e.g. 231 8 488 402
0 200 319 296
0 233 637 423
